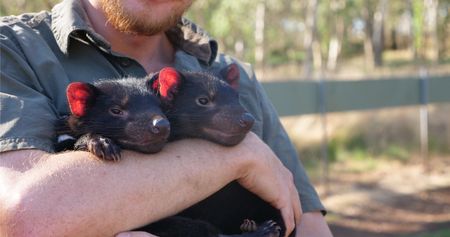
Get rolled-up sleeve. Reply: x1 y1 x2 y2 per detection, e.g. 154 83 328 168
236 62 326 214
0 25 57 153
255 80 325 214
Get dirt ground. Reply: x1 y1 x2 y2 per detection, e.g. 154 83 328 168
315 157 450 237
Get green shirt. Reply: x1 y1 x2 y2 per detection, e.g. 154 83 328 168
0 0 324 214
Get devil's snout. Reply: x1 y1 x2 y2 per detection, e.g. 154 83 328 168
150 115 170 135
239 112 255 129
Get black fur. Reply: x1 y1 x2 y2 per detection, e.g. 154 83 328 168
163 71 254 146
56 77 170 161
137 66 291 237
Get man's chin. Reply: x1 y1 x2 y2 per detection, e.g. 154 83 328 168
101 0 190 36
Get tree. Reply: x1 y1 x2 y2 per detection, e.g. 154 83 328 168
254 0 266 73
372 0 388 67
362 0 375 70
411 0 425 60
326 0 345 71
302 0 319 79
423 0 439 62
0 0 58 16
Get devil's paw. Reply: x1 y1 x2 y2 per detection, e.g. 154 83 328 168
246 220 281 237
75 133 122 161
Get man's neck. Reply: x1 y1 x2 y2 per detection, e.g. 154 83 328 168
82 0 175 73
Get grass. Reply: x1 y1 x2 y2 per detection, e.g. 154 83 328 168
294 103 450 180
411 228 450 237
297 131 440 181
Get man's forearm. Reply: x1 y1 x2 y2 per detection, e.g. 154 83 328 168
297 212 333 237
1 138 248 237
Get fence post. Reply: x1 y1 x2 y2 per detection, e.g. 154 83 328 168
318 78 329 195
419 67 429 172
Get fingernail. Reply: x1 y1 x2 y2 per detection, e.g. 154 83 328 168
115 233 130 237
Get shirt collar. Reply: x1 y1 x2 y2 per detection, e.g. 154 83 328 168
51 0 218 66
166 18 218 66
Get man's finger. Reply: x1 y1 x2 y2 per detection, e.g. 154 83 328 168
280 201 295 237
291 182 302 225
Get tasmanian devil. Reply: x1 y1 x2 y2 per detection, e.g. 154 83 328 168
55 77 170 161
135 64 292 237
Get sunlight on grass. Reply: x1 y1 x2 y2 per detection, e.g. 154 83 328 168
299 133 414 180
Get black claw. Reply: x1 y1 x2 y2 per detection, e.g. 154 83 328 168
85 136 121 161
254 220 281 237
241 219 258 232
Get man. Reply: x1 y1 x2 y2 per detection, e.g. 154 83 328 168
0 0 332 236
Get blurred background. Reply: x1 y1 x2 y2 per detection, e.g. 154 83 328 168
2 0 450 236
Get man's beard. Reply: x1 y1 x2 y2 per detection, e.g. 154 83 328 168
100 0 191 36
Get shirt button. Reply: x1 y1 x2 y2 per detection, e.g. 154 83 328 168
120 58 132 67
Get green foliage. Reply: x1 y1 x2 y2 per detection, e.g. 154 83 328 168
384 145 410 162
298 128 423 175
437 1 450 58
429 137 450 154
186 1 258 57
267 48 305 65
0 0 59 16
343 133 366 151
4 0 449 70
412 228 450 237
412 0 424 56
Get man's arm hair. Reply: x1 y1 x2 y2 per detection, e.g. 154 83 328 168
1 139 241 236
0 132 300 237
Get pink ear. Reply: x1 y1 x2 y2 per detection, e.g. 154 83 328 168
157 67 181 102
66 82 95 117
221 63 240 90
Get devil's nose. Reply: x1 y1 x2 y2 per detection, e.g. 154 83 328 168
239 112 255 129
151 116 170 135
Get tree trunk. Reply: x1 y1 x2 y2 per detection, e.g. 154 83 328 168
327 0 344 71
302 0 318 79
362 0 375 70
372 0 388 67
411 0 425 60
254 0 266 74
423 0 439 62
407 0 416 59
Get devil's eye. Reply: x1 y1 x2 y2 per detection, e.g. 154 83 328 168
110 107 124 116
197 97 209 106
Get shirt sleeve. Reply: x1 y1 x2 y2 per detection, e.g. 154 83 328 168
237 63 326 215
0 23 58 153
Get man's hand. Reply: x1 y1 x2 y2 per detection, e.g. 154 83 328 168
1 133 306 237
115 132 304 237
236 132 302 237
